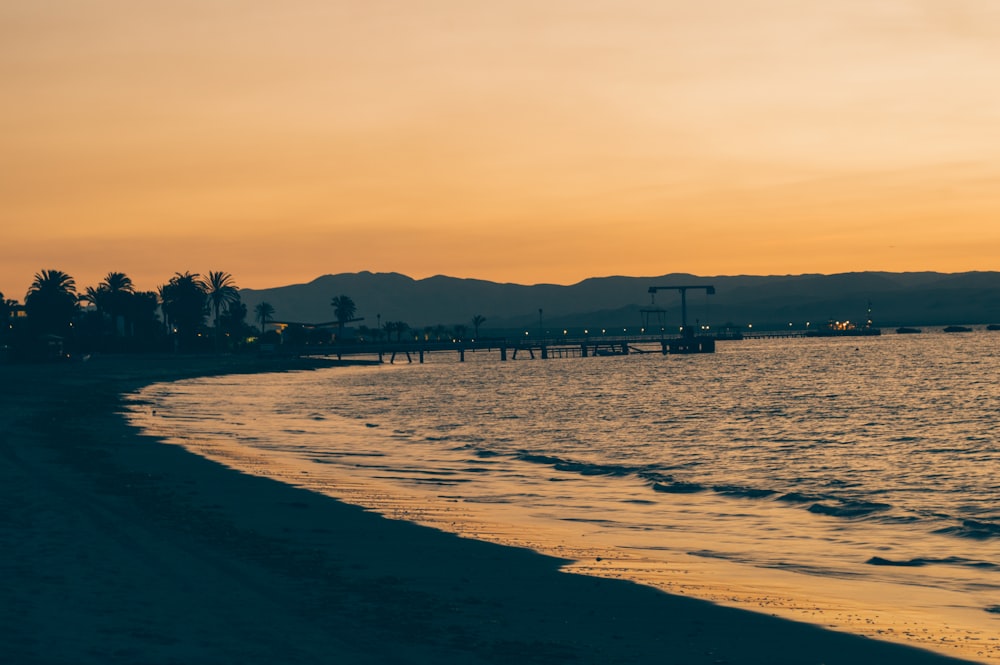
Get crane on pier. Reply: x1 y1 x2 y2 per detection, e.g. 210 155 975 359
647 285 715 334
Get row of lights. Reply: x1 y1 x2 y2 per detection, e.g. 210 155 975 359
523 327 691 336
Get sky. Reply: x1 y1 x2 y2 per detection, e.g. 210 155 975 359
3 0 1000 297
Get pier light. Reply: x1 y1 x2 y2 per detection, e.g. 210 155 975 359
584 329 589 335
788 322 793 327
525 331 529 336
806 322 810 328
748 323 753 329
563 329 568 335
601 329 606 335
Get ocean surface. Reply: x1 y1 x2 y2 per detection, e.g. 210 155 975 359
127 332 1000 663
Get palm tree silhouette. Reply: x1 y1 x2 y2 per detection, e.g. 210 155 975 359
79 272 136 338
254 302 275 335
471 314 486 339
25 269 78 336
101 272 134 336
0 293 15 341
159 272 207 345
330 294 357 340
79 286 109 317
202 271 239 350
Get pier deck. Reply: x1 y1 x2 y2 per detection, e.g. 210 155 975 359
275 334 718 363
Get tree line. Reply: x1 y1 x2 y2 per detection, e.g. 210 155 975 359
1 269 488 362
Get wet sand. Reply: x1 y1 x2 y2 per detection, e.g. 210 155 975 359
0 354 980 664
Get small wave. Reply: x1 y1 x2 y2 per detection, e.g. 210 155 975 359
652 481 705 494
712 485 778 499
986 606 1000 614
866 556 926 567
688 549 735 561
808 501 891 518
515 452 635 477
472 449 503 458
933 519 1000 540
777 492 825 504
867 556 999 570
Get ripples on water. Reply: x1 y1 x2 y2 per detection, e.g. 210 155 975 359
129 332 1000 662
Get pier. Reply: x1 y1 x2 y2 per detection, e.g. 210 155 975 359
275 334 719 364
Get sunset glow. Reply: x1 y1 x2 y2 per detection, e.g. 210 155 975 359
4 1 1000 295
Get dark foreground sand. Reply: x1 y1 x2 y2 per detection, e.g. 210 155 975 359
0 354 979 664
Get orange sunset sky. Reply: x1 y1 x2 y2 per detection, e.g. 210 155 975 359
3 1 1000 296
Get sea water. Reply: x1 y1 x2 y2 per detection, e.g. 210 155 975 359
126 332 1000 663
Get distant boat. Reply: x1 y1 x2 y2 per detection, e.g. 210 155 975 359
805 301 882 337
895 327 922 334
943 326 973 333
806 326 881 337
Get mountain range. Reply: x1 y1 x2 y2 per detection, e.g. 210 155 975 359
239 271 1000 333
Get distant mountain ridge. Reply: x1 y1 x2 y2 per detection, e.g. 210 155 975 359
239 271 1000 332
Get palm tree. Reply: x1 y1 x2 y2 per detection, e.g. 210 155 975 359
254 302 275 335
25 269 78 336
79 286 112 338
79 286 110 315
330 294 357 340
201 271 239 350
219 298 248 338
156 284 170 333
127 291 160 344
393 320 410 342
202 271 239 330
0 293 15 341
159 272 207 344
471 314 486 339
100 272 134 336
102 271 134 293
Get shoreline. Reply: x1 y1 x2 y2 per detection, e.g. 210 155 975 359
1 354 980 664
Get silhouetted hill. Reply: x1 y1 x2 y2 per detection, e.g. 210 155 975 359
240 271 1000 333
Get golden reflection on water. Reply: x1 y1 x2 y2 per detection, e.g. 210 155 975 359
128 334 1000 663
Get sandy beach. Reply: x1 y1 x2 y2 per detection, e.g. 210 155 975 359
0 354 980 664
